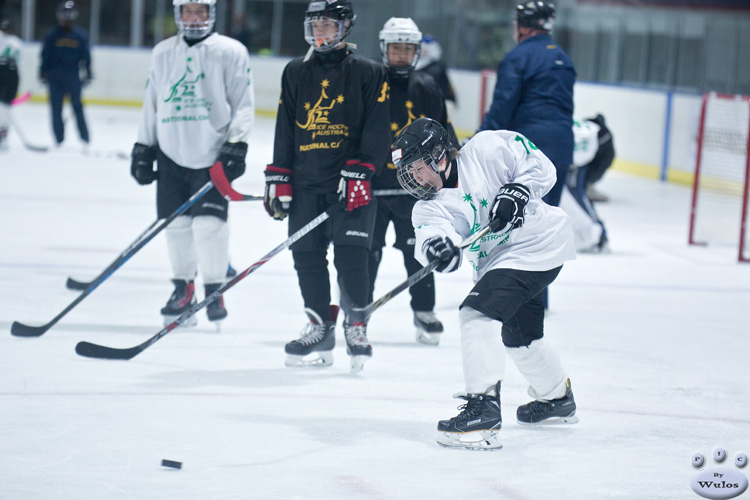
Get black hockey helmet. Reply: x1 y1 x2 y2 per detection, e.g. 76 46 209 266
392 118 453 200
304 0 356 52
516 1 555 31
57 1 79 22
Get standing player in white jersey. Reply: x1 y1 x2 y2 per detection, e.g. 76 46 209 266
131 0 255 327
391 118 578 450
0 18 21 151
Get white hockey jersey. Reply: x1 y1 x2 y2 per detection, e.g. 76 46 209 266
413 130 576 281
0 30 21 66
572 118 600 167
137 33 255 169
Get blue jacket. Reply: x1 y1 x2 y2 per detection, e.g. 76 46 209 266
40 25 91 80
479 33 575 170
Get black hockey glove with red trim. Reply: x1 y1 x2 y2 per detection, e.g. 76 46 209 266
130 143 157 185
490 183 530 233
217 141 247 181
339 160 375 211
423 236 461 273
264 165 293 220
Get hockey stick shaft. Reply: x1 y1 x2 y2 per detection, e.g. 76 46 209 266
355 226 495 321
11 181 215 337
11 92 31 106
209 161 263 201
75 207 335 360
9 114 48 152
66 219 160 290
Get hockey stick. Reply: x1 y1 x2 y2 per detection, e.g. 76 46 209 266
66 163 259 291
11 92 32 106
75 206 336 360
11 181 216 337
65 219 161 291
9 114 48 152
208 161 263 201
352 226 498 322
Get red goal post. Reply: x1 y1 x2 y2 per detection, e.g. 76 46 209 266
688 92 750 263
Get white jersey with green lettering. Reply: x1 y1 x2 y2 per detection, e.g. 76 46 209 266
0 31 21 66
137 32 255 169
413 130 576 280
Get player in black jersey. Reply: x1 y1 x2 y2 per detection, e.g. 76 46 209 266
264 0 391 373
368 18 458 346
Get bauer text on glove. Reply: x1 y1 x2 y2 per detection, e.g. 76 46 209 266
338 160 375 211
264 165 292 220
489 183 530 233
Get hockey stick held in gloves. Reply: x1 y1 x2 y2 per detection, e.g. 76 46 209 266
11 181 216 337
209 161 263 201
75 206 337 360
352 226 498 323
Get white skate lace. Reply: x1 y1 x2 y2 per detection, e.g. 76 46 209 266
345 324 370 347
296 323 325 346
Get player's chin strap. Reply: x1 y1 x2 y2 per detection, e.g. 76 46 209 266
208 161 263 201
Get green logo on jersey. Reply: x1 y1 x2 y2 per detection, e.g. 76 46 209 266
162 57 212 123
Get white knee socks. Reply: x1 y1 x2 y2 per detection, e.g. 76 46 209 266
459 306 505 395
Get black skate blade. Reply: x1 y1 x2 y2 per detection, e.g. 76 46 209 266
66 277 92 291
75 341 141 360
10 321 52 337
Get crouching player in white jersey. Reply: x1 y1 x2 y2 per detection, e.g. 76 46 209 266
391 118 579 450
0 18 21 151
132 0 254 327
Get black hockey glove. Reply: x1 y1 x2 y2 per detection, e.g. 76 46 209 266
423 236 461 273
338 160 374 211
490 183 530 233
130 143 157 185
82 70 93 87
217 141 248 181
264 165 292 221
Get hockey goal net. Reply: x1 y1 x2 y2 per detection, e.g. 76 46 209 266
689 92 750 262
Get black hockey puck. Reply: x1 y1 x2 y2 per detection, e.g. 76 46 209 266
161 459 182 469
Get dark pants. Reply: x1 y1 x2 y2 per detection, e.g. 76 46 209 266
368 195 435 312
460 267 562 348
48 75 88 144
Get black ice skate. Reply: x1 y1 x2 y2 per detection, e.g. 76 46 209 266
436 382 503 450
413 311 444 345
344 321 372 374
204 283 227 329
160 279 197 328
284 306 338 368
516 379 579 425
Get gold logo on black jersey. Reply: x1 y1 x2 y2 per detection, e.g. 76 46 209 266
296 79 350 148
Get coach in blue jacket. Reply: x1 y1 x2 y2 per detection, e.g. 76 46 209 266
40 1 91 146
479 1 575 207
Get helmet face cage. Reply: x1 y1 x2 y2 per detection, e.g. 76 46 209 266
392 118 451 200
304 1 355 52
57 1 79 22
174 0 216 40
379 18 422 72
516 1 556 31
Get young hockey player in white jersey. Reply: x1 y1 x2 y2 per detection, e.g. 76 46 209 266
131 0 254 327
559 117 609 253
391 118 578 450
0 18 21 151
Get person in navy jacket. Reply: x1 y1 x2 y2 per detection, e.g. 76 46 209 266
40 1 91 146
479 1 575 208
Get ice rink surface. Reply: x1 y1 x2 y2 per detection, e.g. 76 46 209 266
1 104 749 500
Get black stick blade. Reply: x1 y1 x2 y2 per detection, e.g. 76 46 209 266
66 277 92 291
10 321 51 337
75 341 141 360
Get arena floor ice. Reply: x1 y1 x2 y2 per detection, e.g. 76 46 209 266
1 103 749 500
